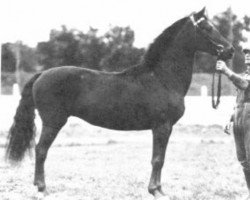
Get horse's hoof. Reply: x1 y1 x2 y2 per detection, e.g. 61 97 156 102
36 192 46 200
38 186 46 192
34 180 46 192
158 188 166 196
152 188 169 200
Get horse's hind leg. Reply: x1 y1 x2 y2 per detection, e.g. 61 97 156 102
34 125 63 192
148 122 172 199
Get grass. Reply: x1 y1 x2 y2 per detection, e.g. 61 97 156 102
0 124 247 200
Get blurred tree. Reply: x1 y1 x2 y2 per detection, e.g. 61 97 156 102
77 27 107 70
104 26 135 50
17 43 38 72
37 25 80 69
12 42 37 92
1 42 38 93
37 25 145 72
37 26 106 70
2 43 16 94
101 46 145 72
101 26 145 71
2 43 16 72
213 8 234 43
234 15 250 73
2 42 37 72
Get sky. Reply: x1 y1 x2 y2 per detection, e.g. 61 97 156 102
1 0 250 48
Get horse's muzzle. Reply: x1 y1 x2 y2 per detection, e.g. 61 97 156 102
217 45 234 61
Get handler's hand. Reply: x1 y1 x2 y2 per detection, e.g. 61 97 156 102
216 60 227 72
224 122 233 135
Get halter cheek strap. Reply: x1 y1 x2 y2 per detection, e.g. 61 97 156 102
190 14 223 109
190 15 218 48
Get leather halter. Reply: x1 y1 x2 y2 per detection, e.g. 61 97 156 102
190 15 205 26
190 15 222 109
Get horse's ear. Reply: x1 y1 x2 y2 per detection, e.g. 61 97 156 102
195 7 207 20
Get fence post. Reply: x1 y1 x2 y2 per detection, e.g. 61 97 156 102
201 85 208 97
13 83 19 97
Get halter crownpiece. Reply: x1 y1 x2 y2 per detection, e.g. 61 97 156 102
190 15 205 26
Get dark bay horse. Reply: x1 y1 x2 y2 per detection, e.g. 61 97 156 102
6 8 234 199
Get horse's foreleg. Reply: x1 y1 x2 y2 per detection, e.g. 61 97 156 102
148 122 172 199
34 125 61 192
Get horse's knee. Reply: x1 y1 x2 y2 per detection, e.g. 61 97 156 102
151 158 164 169
35 145 47 161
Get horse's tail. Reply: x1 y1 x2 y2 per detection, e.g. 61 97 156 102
6 73 41 163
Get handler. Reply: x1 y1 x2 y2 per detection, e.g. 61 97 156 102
216 45 250 199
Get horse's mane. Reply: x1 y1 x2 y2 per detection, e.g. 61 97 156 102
119 16 189 77
143 16 189 68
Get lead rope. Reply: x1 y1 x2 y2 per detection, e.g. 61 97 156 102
211 62 222 109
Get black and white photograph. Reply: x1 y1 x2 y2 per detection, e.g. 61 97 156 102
1 0 250 199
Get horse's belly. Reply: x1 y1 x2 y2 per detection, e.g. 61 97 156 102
73 108 153 131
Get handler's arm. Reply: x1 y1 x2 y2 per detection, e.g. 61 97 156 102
228 73 250 90
216 60 250 90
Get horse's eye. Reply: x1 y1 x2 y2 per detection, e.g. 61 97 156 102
205 25 213 32
200 24 212 32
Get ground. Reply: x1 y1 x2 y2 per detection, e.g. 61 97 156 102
0 124 247 200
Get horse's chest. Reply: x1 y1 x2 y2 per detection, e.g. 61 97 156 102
150 94 185 124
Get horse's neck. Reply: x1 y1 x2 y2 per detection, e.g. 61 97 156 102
154 42 196 95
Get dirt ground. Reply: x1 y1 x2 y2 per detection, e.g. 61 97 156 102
0 124 247 200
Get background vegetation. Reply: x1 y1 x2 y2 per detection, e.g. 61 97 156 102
2 8 250 94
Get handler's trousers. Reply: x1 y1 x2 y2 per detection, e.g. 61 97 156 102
234 103 250 190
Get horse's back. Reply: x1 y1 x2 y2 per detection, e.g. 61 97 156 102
33 66 105 93
33 66 90 100
32 66 185 130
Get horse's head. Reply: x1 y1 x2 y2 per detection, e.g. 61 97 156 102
190 7 234 61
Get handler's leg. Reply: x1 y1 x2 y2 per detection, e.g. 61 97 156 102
240 103 250 199
233 108 246 166
242 105 250 197
233 107 250 198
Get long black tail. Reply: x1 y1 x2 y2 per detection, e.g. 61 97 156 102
5 73 41 163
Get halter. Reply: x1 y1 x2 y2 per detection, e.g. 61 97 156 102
190 14 222 109
190 15 205 26
190 15 223 51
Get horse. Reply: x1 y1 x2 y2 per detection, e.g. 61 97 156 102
6 7 234 199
